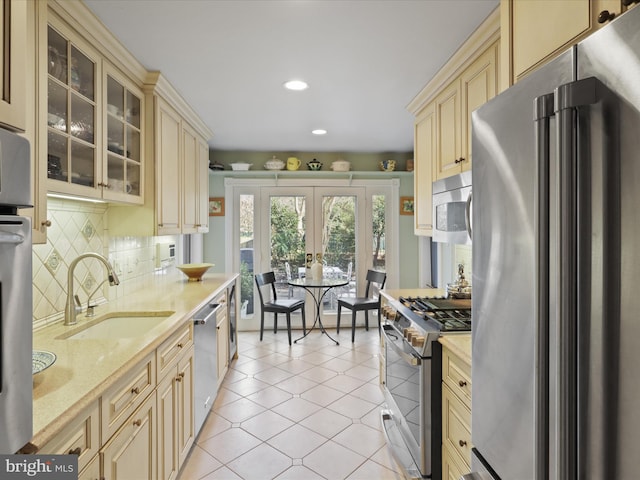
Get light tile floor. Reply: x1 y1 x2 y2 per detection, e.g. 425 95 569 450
179 328 404 480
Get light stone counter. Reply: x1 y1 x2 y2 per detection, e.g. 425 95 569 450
30 271 238 450
439 334 472 365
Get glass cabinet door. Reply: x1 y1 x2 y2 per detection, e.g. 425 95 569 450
105 73 142 199
47 25 97 188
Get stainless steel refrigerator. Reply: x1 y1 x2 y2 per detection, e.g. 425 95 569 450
468 6 640 480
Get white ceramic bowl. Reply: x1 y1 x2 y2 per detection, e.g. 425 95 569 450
230 163 252 171
265 160 285 170
331 160 351 172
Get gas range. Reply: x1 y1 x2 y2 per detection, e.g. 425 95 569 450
382 295 472 358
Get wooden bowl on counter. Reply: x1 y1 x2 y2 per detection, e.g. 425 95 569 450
176 263 215 282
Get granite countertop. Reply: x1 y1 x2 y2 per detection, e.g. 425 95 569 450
30 271 237 450
439 334 472 365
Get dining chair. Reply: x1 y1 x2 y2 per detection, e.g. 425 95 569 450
255 272 306 345
336 269 387 342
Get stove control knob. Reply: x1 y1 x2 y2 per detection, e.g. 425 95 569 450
411 336 425 347
405 328 418 341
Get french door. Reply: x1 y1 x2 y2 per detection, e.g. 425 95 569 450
228 178 397 333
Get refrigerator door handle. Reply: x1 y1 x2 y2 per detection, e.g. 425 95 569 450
465 190 472 241
553 76 600 480
533 91 555 480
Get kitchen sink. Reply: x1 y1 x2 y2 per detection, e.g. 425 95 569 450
58 311 174 340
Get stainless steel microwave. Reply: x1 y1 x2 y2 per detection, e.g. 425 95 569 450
432 171 472 244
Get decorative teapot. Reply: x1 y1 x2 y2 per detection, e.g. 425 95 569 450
287 157 301 171
379 159 396 171
307 159 322 171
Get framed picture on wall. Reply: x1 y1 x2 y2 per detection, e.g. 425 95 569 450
209 197 224 216
400 196 414 215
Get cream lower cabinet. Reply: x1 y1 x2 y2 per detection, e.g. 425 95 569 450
38 323 195 480
158 346 195 480
216 291 229 387
503 0 631 85
441 345 472 478
102 390 157 480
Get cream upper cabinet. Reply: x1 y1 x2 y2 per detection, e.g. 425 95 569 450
503 0 629 86
408 8 499 226
0 0 27 132
156 96 182 235
413 104 435 236
434 81 463 180
182 122 209 234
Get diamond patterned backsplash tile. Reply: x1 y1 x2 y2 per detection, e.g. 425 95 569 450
32 198 179 328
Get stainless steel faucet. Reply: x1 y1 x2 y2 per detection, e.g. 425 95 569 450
65 253 120 326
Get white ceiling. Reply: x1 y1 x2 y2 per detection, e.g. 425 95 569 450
83 0 498 153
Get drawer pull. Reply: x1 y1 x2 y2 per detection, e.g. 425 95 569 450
177 343 184 348
131 387 140 395
133 419 142 427
175 375 182 382
68 447 81 456
458 380 467 387
459 439 467 447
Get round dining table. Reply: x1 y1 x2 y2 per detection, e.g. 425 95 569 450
288 277 348 345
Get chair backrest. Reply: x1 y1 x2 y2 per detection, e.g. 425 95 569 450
364 270 387 297
255 272 278 304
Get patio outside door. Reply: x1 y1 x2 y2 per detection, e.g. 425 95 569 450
258 186 365 330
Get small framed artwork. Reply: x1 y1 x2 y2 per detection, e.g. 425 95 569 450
209 197 224 216
400 196 414 215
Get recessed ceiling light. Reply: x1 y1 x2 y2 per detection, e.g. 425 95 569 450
312 129 327 135
284 80 308 91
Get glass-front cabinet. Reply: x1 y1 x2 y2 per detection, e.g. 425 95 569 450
103 67 143 203
45 21 143 204
47 24 97 190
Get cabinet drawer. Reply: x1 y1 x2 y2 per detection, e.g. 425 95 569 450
442 347 471 406
39 400 99 472
157 322 193 379
101 353 156 444
442 443 470 480
442 384 472 465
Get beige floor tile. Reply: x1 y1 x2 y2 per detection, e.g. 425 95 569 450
299 408 352 439
349 381 385 404
272 396 322 423
346 459 404 480
370 444 403 473
322 373 366 394
274 375 318 395
327 394 378 420
197 412 232 443
241 409 295 441
297 351 335 365
199 427 262 464
332 423 386 458
223 376 270 397
212 387 243 408
321 357 355 373
298 365 338 383
246 385 292 409
200 465 243 479
300 383 345 407
303 440 367 479
214 397 266 423
226 443 292 479
253 366 294 385
177 445 222 480
274 465 326 479
344 364 379 382
276 358 315 374
232 359 273 375
267 424 327 459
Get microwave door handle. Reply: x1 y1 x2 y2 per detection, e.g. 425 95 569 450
465 190 472 240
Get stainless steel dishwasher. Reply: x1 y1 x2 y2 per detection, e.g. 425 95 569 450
193 301 223 434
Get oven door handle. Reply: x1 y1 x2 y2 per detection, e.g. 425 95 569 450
384 329 422 366
0 230 25 245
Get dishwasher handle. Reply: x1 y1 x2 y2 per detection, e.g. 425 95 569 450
193 303 222 325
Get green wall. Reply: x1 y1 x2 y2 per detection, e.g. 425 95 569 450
203 150 419 288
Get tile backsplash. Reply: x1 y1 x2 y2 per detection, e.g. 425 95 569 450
32 198 178 329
